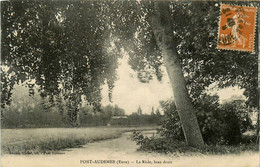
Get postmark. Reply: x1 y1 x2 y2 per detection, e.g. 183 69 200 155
218 4 257 52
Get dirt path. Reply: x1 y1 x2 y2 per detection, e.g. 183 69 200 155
1 131 259 167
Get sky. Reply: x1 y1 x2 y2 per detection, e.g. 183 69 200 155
101 57 172 115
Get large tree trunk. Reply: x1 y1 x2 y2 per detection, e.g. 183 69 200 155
151 2 204 147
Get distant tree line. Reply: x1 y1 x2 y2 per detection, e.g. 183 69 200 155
108 110 162 126
1 103 162 128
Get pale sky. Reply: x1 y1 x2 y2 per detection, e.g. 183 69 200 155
101 57 173 115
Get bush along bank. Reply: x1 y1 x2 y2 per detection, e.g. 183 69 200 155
132 95 258 154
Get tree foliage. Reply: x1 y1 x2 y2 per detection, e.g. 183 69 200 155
1 1 121 125
108 1 258 108
1 1 259 125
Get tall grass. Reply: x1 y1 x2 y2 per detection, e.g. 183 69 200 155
1 126 157 154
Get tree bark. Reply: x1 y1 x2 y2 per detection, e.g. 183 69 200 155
151 2 204 147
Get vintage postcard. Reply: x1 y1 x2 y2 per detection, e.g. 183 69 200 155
1 1 259 167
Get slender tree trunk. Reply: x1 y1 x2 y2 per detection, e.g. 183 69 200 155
67 87 81 127
67 100 80 126
151 2 204 147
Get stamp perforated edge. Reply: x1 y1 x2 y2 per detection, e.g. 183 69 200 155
216 3 258 53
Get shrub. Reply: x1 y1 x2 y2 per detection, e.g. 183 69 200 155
157 109 184 141
131 131 258 155
131 131 193 153
158 94 255 145
157 99 185 140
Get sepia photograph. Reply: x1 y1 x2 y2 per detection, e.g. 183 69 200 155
1 1 259 167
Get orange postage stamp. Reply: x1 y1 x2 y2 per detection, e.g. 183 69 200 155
218 4 257 52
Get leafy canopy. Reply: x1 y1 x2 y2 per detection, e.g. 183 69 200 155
1 1 258 115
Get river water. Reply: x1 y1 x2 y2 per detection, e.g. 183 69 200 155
1 131 259 167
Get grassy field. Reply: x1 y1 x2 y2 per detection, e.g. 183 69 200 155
1 126 157 154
